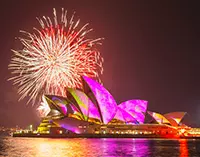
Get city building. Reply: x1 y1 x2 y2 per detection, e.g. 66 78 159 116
34 76 190 137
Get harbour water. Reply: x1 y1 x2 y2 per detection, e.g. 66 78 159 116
0 136 200 157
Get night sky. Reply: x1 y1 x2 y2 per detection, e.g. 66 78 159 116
1 1 200 127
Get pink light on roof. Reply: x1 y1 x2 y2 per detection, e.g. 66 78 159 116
52 96 68 115
114 107 139 124
82 76 117 124
118 100 148 123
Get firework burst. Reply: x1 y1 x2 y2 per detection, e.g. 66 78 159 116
37 95 51 117
8 8 104 105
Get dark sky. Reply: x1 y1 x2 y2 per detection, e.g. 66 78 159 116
1 0 200 127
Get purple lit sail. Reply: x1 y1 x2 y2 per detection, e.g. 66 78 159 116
82 76 118 124
88 99 101 121
69 103 84 120
114 107 138 124
52 96 68 115
118 100 148 124
43 95 68 116
114 108 124 122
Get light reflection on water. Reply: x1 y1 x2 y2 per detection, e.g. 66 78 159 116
0 137 200 157
179 139 188 157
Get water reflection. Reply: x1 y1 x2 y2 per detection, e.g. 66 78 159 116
132 139 150 156
0 137 151 157
100 138 150 156
179 139 188 157
150 139 180 156
1 137 200 157
36 138 99 157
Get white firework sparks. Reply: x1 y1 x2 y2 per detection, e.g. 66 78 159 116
37 95 51 117
8 8 104 105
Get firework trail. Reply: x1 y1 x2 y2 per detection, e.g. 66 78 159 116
8 8 104 105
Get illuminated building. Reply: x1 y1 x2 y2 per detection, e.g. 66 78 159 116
37 76 149 134
35 76 192 137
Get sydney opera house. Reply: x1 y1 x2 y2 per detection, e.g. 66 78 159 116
34 76 192 137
